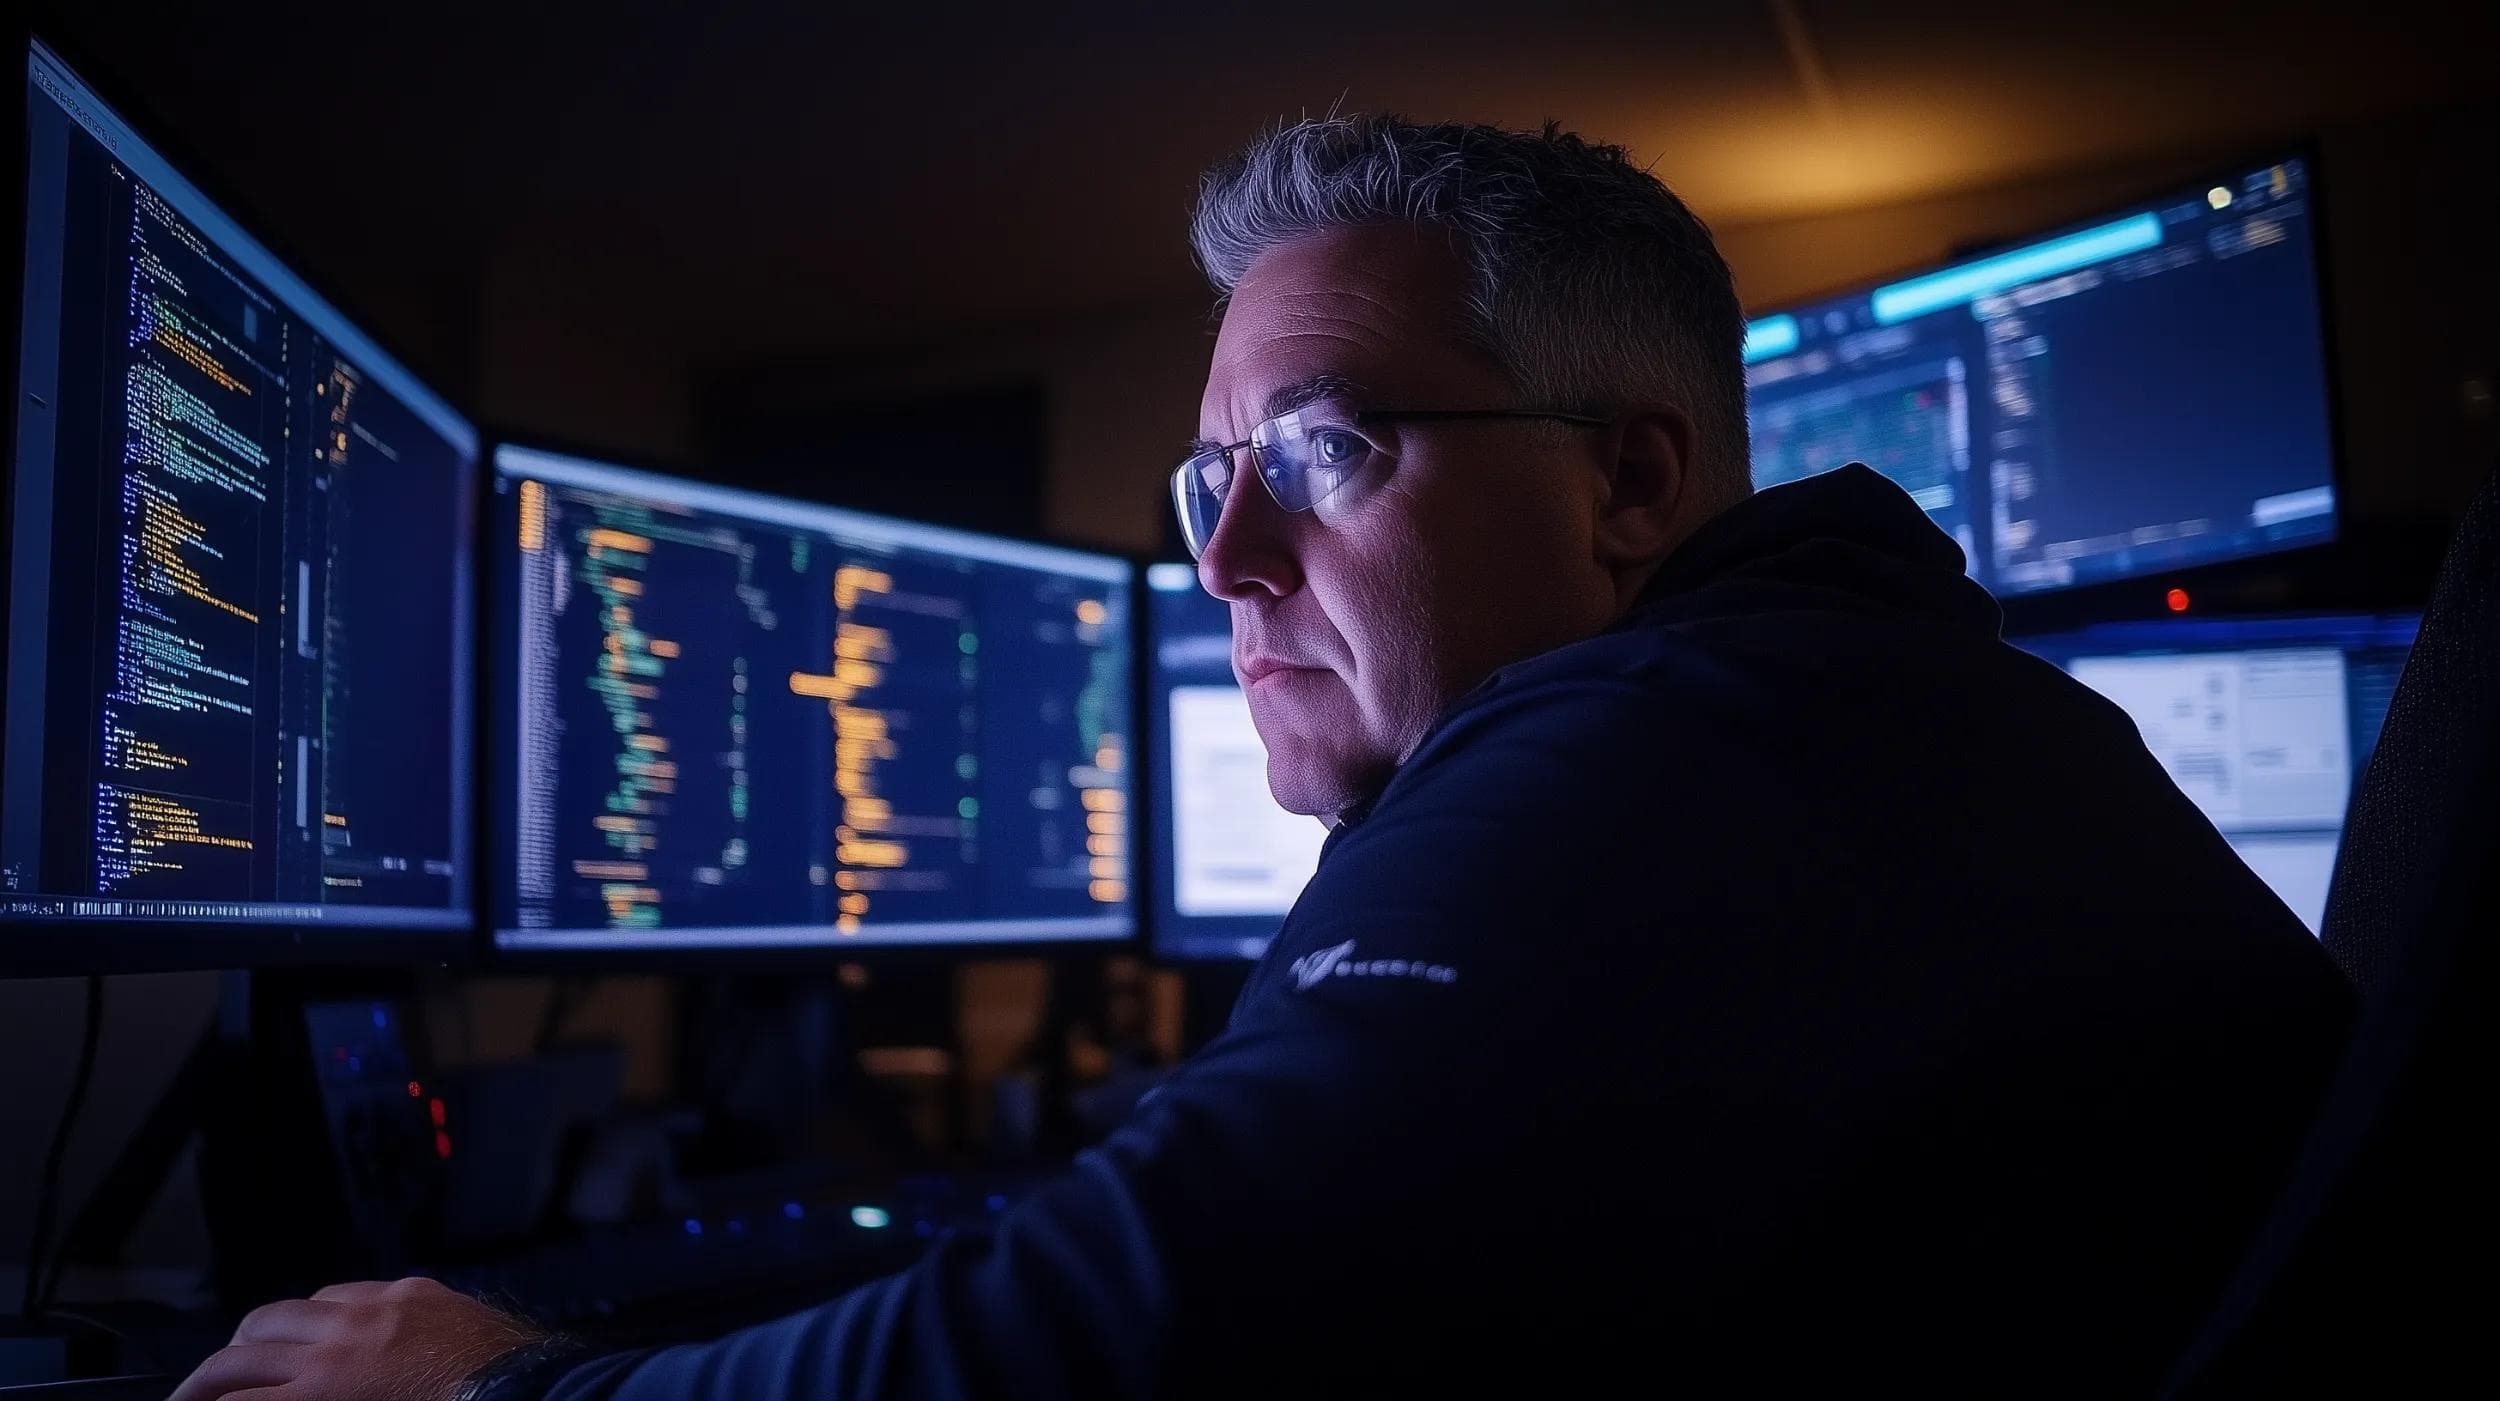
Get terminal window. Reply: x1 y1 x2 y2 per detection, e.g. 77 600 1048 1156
2 43 475 929
1746 158 2337 596
495 451 1131 949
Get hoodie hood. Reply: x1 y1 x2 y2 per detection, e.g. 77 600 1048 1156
1630 464 2003 640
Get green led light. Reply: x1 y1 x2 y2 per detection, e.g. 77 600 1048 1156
958 797 979 819
955 755 978 780
850 1205 890 1230
957 634 978 655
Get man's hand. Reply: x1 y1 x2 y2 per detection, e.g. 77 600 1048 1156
170 1277 542 1401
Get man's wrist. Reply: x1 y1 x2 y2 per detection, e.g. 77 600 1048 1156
451 1331 601 1401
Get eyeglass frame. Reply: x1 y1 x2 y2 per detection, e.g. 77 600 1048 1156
1170 406 1611 559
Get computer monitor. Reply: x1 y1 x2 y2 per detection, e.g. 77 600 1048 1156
1746 153 2338 597
490 446 1134 953
1 38 478 973
1144 563 1323 961
2017 612 2418 934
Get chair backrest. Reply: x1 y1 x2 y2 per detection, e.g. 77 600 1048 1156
2166 466 2500 1394
2322 474 2500 995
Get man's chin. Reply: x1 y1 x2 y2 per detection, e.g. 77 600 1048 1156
1262 735 1389 820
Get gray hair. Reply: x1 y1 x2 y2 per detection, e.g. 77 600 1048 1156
1191 115 1752 504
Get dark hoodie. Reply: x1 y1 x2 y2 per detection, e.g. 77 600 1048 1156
539 466 2354 1400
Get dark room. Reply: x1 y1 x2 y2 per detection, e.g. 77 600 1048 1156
2 1 2494 1396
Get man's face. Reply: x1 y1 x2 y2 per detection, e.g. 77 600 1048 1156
1196 224 1622 818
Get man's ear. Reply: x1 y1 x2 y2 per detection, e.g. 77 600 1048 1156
1593 406 1698 571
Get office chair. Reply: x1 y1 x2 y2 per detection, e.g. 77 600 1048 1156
2166 465 2498 1395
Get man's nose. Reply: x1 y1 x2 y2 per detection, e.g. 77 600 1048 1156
1198 452 1304 602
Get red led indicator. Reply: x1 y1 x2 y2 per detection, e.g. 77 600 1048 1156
407 1080 423 1099
428 1098 447 1128
434 1131 453 1159
2164 587 2191 613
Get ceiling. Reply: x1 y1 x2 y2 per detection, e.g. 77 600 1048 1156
41 0 2500 379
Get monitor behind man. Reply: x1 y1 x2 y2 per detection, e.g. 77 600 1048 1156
1145 562 1321 961
2021 611 2419 932
1745 154 2338 597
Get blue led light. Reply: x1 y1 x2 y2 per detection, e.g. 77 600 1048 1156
683 1219 703 1236
1741 314 1800 364
985 1194 1008 1213
1869 212 2164 324
783 1202 805 1220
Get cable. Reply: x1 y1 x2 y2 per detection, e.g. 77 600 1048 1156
22 974 106 1325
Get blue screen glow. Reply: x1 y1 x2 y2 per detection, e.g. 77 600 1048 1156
491 447 1134 951
1746 156 2338 597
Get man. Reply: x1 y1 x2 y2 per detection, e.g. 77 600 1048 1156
175 117 2353 1400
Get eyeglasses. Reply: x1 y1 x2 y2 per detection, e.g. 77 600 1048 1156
1169 406 1608 559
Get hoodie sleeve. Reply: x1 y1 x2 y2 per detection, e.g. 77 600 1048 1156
533 679 1679 1401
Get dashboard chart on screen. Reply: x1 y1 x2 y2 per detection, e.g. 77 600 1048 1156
492 447 1132 950
1745 155 2338 596
2 40 476 947
1145 565 1324 961
2018 613 2418 934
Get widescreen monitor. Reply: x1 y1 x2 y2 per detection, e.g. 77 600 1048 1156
2018 612 2418 933
1746 153 2338 597
491 446 1134 952
2 39 478 971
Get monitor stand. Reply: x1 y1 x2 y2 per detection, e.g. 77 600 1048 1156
52 968 443 1316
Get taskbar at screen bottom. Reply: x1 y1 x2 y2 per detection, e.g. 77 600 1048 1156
495 914 1133 951
1151 931 1277 963
2 896 471 928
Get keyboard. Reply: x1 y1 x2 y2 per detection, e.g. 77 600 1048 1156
426 1170 1042 1342
0 1379 175 1399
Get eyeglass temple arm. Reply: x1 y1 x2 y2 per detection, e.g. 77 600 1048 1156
1357 409 1610 427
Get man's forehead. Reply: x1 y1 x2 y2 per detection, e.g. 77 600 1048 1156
1198 225 1483 432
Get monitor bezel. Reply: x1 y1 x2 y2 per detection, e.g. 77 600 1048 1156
1742 141 2353 627
480 432 1146 970
0 21 484 977
2011 608 2424 663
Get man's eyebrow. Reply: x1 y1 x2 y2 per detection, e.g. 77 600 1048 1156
1265 374 1367 420
1186 374 1371 456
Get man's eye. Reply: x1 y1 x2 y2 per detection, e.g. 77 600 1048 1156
1309 429 1364 465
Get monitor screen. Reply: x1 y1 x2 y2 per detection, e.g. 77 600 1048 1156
491 447 1134 951
2017 612 2417 934
2 40 477 955
1144 564 1323 961
1746 154 2337 596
